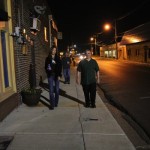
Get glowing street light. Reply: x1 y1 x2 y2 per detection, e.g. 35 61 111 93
103 21 118 59
104 24 111 30
90 22 118 56
90 36 97 55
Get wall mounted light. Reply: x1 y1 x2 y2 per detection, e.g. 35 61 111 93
10 27 26 45
30 17 41 35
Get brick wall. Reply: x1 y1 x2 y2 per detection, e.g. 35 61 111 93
12 0 51 93
1 0 57 121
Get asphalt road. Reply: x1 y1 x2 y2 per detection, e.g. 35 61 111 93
96 58 150 144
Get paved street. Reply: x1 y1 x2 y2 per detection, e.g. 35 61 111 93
97 58 150 145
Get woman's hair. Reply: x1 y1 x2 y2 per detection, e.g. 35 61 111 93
50 45 57 51
48 45 57 58
85 49 91 52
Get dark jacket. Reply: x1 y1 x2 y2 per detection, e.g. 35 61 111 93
62 56 71 69
45 54 62 78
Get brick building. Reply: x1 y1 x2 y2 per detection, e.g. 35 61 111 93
0 0 58 121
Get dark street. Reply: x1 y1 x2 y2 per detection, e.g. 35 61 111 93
96 58 150 143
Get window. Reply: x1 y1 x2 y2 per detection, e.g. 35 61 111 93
135 49 140 56
127 49 131 56
0 0 16 101
148 48 150 58
1 31 9 87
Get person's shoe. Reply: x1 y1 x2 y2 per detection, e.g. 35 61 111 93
67 82 70 84
49 106 54 110
64 81 67 84
91 104 96 108
85 104 90 108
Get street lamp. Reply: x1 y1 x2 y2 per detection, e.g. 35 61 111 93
114 20 118 59
104 20 118 59
90 36 97 55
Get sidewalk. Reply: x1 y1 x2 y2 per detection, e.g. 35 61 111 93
0 66 135 150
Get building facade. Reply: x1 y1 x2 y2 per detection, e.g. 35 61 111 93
0 0 58 121
100 22 150 63
121 22 150 63
100 43 127 60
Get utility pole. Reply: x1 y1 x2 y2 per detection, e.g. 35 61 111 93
115 19 118 59
91 34 99 55
94 37 97 55
49 15 52 48
92 35 97 55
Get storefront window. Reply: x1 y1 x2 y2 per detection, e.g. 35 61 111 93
1 31 9 87
0 0 16 101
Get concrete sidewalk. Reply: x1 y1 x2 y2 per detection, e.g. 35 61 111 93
0 66 135 150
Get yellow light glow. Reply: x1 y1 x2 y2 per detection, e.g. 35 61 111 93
44 27 48 42
90 37 94 41
125 36 141 43
23 29 26 34
0 22 6 28
104 24 111 31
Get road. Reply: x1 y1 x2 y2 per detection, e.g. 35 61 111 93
96 58 150 144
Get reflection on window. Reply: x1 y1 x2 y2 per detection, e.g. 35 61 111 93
148 48 150 58
1 31 9 87
44 27 48 42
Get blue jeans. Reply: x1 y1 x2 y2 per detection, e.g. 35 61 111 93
48 76 60 107
63 68 70 82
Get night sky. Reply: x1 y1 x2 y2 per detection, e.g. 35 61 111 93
47 0 150 51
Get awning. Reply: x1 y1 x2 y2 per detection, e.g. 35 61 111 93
0 9 8 21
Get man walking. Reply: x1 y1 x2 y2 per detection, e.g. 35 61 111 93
62 52 71 84
76 49 100 108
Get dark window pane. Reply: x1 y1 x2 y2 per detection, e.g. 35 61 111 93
1 31 9 87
